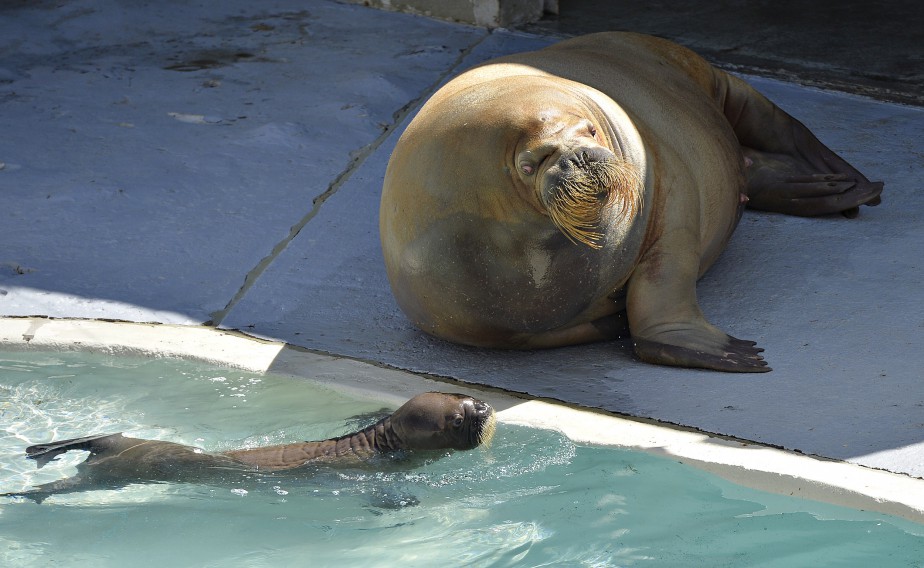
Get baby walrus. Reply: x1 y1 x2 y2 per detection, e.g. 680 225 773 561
2 392 495 503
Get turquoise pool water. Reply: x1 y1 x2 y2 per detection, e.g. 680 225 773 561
1 350 922 567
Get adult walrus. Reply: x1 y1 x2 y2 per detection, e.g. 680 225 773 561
1 392 495 503
380 32 883 372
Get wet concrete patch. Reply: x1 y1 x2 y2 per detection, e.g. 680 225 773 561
163 50 260 72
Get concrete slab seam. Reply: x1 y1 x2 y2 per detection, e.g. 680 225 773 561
208 32 494 327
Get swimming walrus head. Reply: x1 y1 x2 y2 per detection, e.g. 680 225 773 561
387 391 496 451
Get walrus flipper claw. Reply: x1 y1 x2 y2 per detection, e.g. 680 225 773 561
634 337 771 373
783 176 884 218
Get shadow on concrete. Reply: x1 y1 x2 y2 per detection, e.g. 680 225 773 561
520 0 924 106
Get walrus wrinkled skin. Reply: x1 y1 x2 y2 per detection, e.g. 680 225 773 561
380 32 883 373
1 392 495 503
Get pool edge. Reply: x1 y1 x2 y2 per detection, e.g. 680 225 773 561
2 316 923 525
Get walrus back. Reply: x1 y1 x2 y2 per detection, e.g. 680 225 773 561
486 32 722 100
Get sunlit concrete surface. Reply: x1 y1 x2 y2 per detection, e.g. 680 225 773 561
1 0 922 481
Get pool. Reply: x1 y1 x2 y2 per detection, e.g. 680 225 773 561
2 348 923 567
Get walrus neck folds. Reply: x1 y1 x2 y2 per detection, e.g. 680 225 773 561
309 415 406 455
223 415 405 470
542 154 642 249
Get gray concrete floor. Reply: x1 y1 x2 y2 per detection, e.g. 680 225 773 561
1 0 922 480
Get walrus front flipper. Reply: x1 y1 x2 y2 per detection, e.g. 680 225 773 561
719 73 884 217
634 336 770 373
1 476 97 504
26 433 122 468
626 239 771 373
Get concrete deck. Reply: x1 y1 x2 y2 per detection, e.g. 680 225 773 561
1 0 922 481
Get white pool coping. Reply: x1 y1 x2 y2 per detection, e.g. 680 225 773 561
2 316 923 524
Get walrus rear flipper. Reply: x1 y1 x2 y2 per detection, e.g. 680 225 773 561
27 433 122 469
719 73 884 217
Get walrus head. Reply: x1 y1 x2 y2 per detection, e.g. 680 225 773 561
511 88 643 249
388 392 496 451
385 73 642 250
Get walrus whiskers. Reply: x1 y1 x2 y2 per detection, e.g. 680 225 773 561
478 411 497 448
544 157 642 248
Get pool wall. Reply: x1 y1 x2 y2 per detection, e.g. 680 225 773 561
2 316 923 524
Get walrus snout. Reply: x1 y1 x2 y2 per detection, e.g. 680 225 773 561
472 399 491 416
559 145 617 173
540 144 619 207
538 145 616 184
468 398 496 449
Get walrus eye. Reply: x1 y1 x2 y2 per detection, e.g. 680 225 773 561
588 124 598 138
451 415 465 428
521 163 535 176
